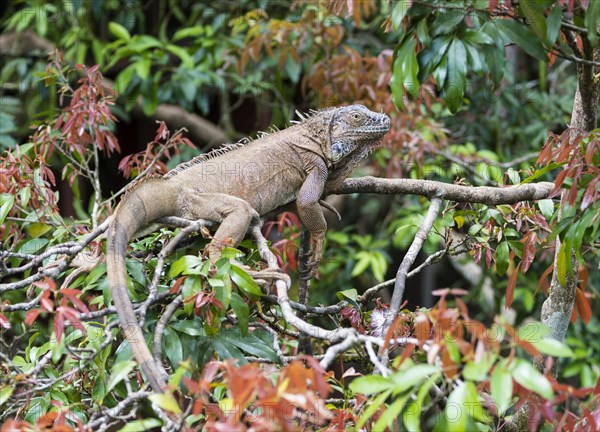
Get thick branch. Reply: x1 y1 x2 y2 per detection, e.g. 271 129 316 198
329 177 554 204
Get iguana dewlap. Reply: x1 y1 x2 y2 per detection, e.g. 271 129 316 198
106 104 390 391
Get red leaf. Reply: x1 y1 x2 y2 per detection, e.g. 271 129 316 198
304 356 330 397
537 141 552 164
54 312 65 341
414 313 431 345
570 303 578 324
24 309 42 326
61 289 89 313
535 264 554 297
170 276 186 294
41 290 54 312
521 232 537 273
506 262 520 308
575 287 592 324
581 178 598 210
0 313 10 329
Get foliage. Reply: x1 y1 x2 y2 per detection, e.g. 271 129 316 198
0 1 599 431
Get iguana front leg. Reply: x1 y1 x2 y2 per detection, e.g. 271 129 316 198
296 159 328 276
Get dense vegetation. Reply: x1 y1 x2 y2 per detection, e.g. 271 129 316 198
0 1 598 431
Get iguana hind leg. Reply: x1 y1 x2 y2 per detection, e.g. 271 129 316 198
178 193 257 261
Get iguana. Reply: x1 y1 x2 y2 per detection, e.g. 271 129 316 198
106 104 390 392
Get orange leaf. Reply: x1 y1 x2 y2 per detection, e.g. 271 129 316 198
570 302 578 324
506 262 521 308
575 287 592 324
170 276 185 294
24 309 42 326
535 264 554 297
414 313 431 345
441 348 458 379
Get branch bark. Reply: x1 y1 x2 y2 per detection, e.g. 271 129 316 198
329 177 554 204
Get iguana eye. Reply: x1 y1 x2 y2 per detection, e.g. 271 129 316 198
352 113 360 120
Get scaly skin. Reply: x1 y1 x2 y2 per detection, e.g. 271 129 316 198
106 104 390 391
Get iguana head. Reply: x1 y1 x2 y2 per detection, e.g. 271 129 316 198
328 104 390 162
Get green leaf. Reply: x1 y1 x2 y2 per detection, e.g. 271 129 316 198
115 64 136 96
148 393 182 414
134 57 151 80
227 331 278 362
118 419 163 432
166 44 194 68
491 363 513 416
171 320 205 336
349 375 394 395
520 0 547 43
18 238 49 255
468 223 483 236
229 265 262 298
445 39 467 113
0 386 14 406
352 252 371 277
169 255 204 277
24 397 49 424
516 321 550 344
392 1 410 31
28 222 51 238
389 364 440 394
173 26 205 41
537 199 555 220
92 375 106 403
108 22 131 41
403 378 435 431
463 353 497 382
391 38 419 110
230 292 249 336
511 359 554 400
432 9 465 36
495 241 510 276
531 338 574 357
106 360 136 393
418 35 452 80
545 4 562 47
521 162 562 184
557 240 568 286
212 339 247 364
356 390 391 429
446 381 490 431
462 30 494 45
373 393 409 431
336 288 360 310
0 194 14 225
284 54 301 83
164 327 183 367
584 0 600 47
129 35 162 53
496 19 548 61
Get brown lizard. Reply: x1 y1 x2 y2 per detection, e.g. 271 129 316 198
106 104 390 392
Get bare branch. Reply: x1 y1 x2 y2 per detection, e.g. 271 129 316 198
388 197 443 326
329 177 554 204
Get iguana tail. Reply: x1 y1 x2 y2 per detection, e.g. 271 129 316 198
106 178 178 392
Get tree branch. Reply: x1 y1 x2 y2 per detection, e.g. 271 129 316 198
329 177 554 204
